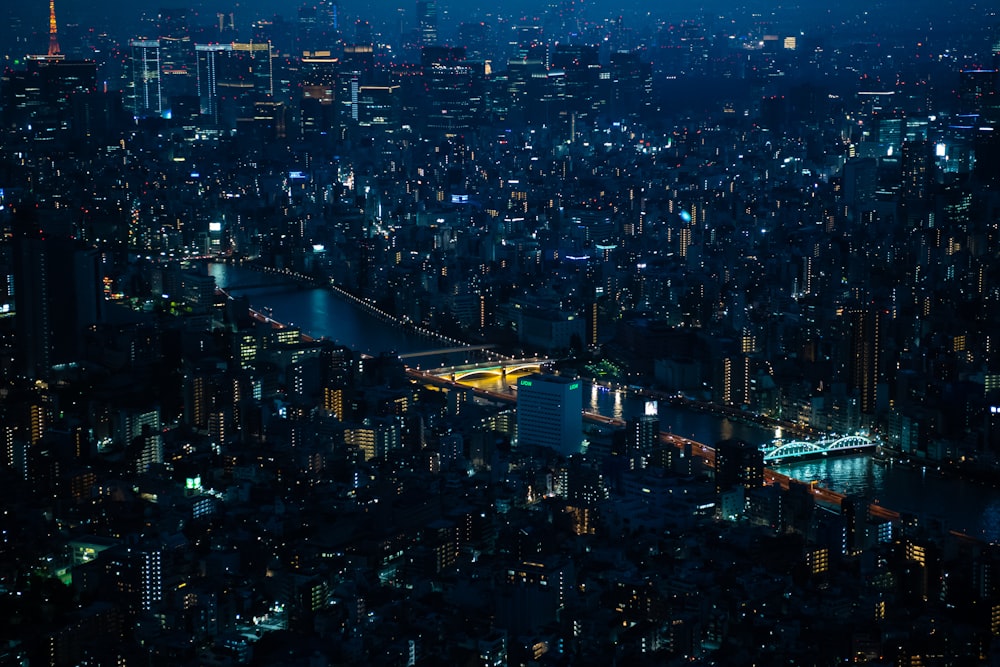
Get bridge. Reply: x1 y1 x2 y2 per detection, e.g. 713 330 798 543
762 434 878 463
427 358 552 382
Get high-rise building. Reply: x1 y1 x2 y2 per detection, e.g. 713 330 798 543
230 42 274 98
900 139 933 225
416 0 438 46
194 41 272 128
13 231 103 380
625 413 659 470
157 8 195 109
300 50 338 136
420 46 482 135
195 43 231 124
1 55 97 138
846 306 884 417
128 39 163 118
516 373 582 456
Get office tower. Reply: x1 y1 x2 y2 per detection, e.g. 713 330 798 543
195 44 231 124
298 2 338 51
608 49 652 120
1 55 97 138
458 21 492 62
13 230 103 381
713 438 764 495
417 1 438 46
338 43 374 125
300 50 338 136
516 373 582 456
128 39 163 118
157 8 194 109
357 84 401 133
230 42 274 98
194 42 272 128
420 46 481 135
549 43 604 125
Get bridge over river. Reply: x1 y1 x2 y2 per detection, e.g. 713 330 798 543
762 434 879 464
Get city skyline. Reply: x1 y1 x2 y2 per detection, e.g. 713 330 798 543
0 0 998 663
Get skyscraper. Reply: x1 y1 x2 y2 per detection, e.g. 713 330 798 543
128 39 163 118
13 228 103 380
416 0 438 47
516 373 582 456
230 42 274 98
157 8 195 109
194 41 273 129
195 43 231 124
846 306 883 417
300 50 339 136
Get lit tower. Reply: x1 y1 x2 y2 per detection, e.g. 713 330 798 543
416 0 438 46
48 0 60 57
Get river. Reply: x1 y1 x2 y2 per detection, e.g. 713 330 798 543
206 262 1000 542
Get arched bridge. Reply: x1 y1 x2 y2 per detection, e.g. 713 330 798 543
763 435 877 463
450 361 546 381
426 358 551 382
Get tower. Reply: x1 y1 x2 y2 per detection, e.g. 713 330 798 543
195 43 231 124
48 0 60 57
129 39 163 118
900 139 933 226
13 224 103 380
846 306 883 417
516 374 583 456
157 8 195 109
416 0 438 47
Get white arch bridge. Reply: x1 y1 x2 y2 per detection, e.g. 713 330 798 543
762 435 878 463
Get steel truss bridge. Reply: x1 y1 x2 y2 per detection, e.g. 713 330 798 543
762 434 877 463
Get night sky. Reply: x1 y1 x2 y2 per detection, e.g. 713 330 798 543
5 0 962 36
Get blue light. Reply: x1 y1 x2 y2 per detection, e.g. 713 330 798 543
680 210 692 223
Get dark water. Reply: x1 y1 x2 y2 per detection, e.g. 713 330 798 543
772 456 1000 541
208 263 460 361
207 262 1000 542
